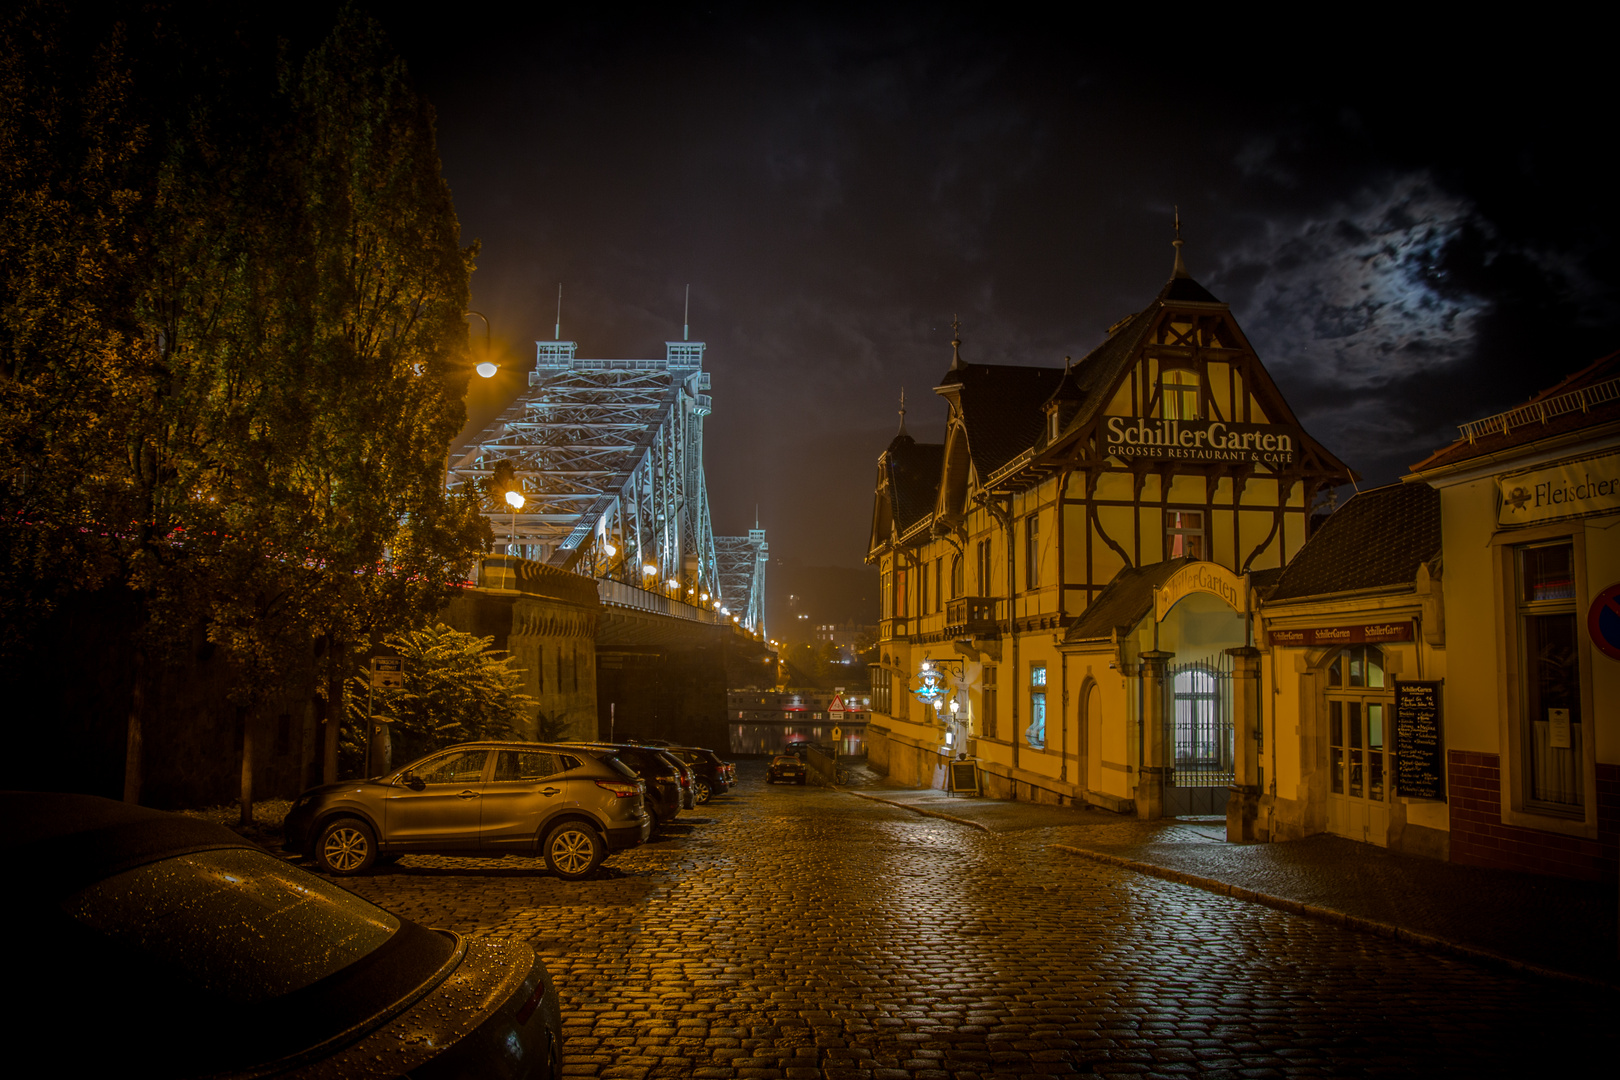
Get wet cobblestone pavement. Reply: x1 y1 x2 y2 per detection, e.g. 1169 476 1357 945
331 761 1617 1077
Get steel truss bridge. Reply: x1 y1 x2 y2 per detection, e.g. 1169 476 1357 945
448 339 767 637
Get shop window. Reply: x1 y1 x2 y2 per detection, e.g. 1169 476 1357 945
1027 663 1046 748
1159 368 1201 420
982 666 998 739
1327 645 1385 689
1166 510 1204 559
1516 541 1583 810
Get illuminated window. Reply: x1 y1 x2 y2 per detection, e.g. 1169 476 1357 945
1166 510 1204 559
1159 368 1200 420
934 557 943 613
1326 647 1388 807
1027 663 1046 748
951 554 963 598
1516 541 1583 810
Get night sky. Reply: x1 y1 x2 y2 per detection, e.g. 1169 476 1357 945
377 7 1615 570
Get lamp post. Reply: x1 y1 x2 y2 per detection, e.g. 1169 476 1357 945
504 488 525 556
465 311 497 378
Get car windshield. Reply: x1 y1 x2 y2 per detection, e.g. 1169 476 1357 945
65 847 400 1004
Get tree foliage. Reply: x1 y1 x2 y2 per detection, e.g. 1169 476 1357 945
342 622 536 773
0 3 490 796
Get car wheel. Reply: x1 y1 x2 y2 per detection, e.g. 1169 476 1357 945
694 780 712 804
316 817 376 875
543 822 604 880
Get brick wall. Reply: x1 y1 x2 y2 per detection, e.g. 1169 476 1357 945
1448 750 1619 881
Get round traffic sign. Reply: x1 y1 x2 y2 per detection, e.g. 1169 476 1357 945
1589 583 1620 661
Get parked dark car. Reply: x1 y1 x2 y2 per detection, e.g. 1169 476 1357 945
661 745 736 803
3 792 563 1079
283 741 650 880
767 753 808 784
559 742 687 831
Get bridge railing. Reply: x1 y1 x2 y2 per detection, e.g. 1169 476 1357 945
596 577 724 624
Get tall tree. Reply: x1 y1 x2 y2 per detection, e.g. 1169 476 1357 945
0 2 489 813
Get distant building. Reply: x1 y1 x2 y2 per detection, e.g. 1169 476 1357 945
814 621 877 663
727 687 871 756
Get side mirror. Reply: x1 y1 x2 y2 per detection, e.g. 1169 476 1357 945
402 772 426 791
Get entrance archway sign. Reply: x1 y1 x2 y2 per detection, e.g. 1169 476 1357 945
1155 561 1249 621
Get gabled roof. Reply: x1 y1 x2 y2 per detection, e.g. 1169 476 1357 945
882 434 944 535
1409 350 1620 474
1268 483 1440 602
936 363 1066 479
1062 557 1195 644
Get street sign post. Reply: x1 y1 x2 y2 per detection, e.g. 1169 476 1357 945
370 656 405 689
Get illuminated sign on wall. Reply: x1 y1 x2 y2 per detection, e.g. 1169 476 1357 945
1105 416 1297 466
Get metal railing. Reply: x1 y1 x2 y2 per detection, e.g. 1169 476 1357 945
596 577 722 624
1457 376 1620 443
945 596 1004 633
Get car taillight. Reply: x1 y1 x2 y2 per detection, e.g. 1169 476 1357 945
678 772 690 788
515 971 548 1024
596 779 640 798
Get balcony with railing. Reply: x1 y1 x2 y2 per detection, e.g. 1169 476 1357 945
946 596 1004 636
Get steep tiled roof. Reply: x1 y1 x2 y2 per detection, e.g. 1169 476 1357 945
1268 483 1440 602
883 435 944 534
1410 351 1620 473
938 363 1065 477
1063 557 1194 643
1159 275 1222 304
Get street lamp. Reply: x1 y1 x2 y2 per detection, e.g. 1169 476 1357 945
504 488 524 555
465 311 497 378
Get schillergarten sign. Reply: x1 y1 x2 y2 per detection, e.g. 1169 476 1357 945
1106 417 1297 466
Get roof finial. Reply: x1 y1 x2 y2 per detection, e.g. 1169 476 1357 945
949 314 964 371
555 283 563 341
1171 206 1188 279
683 284 690 342
897 388 908 436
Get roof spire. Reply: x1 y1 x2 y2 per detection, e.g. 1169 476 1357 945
897 388 908 436
683 284 690 342
950 314 965 371
1171 206 1188 279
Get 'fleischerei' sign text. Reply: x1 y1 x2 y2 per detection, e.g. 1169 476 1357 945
1106 417 1297 466
1497 451 1620 526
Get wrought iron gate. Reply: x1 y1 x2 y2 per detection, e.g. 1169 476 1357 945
1165 652 1233 815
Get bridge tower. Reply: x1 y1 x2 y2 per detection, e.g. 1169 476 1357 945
448 338 765 629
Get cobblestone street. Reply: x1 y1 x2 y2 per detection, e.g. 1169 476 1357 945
333 763 1616 1077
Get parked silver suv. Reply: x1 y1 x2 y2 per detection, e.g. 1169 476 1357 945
284 742 651 881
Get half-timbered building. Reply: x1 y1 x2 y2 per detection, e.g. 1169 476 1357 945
867 237 1353 822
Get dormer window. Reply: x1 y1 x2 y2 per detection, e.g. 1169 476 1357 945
1158 368 1200 420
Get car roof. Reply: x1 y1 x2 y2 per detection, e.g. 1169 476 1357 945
1 791 252 902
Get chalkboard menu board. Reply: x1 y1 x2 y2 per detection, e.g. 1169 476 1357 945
947 759 979 794
1394 680 1445 800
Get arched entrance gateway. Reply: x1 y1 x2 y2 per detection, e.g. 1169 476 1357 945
1145 561 1256 820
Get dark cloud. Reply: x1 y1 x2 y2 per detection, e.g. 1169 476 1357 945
374 6 1616 564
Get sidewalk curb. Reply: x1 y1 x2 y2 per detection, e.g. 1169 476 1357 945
1048 842 1619 992
843 789 993 832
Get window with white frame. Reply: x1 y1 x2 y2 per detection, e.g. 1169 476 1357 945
1516 540 1583 810
1027 662 1047 748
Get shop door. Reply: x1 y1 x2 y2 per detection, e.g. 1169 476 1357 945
1326 696 1392 845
